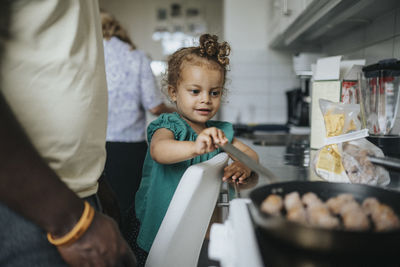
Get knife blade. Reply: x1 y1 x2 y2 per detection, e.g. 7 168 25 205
219 142 278 183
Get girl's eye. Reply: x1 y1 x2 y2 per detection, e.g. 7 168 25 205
210 91 221 96
190 89 200 94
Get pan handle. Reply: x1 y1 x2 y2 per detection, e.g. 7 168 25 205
368 156 400 171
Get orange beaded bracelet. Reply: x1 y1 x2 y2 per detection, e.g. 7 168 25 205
47 201 95 247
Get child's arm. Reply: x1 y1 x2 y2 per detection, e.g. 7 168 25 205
150 127 228 164
223 137 259 183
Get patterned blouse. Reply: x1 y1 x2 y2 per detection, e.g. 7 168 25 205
103 37 163 142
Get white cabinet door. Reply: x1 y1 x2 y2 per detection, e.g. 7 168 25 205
268 0 315 44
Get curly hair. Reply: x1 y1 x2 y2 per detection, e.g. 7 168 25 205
164 34 230 95
100 10 136 50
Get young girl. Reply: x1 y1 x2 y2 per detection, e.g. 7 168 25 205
132 33 259 265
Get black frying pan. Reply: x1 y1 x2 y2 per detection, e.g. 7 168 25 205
220 143 400 254
249 181 400 254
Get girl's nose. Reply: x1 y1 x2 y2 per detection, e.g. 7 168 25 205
200 92 211 103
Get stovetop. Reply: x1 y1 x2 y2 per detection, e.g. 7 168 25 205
209 199 399 267
209 142 400 267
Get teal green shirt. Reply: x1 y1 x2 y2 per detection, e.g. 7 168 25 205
135 112 234 252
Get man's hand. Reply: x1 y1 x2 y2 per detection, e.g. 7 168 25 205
57 212 136 267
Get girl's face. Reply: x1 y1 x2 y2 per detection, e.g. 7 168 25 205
169 61 224 131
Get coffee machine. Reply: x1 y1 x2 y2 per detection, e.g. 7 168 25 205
286 74 311 128
359 58 400 158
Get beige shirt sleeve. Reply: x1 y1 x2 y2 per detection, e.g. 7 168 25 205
1 0 108 197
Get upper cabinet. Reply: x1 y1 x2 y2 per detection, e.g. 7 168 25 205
268 0 313 46
268 0 400 51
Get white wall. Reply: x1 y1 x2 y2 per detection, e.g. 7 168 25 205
99 0 223 61
100 0 299 125
99 0 161 60
220 0 298 124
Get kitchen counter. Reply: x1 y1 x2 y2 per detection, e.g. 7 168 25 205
234 135 400 198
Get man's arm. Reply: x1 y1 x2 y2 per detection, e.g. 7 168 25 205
0 2 136 265
0 0 83 235
0 87 136 267
0 93 84 237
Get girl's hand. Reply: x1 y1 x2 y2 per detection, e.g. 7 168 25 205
194 127 228 155
222 161 252 183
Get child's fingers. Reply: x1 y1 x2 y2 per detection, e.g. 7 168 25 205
204 127 226 145
208 134 217 151
238 179 248 184
198 127 228 152
203 135 213 151
196 134 214 154
209 128 221 144
237 172 248 181
223 162 251 181
222 170 245 182
223 165 240 180
222 168 234 181
213 129 225 148
217 129 228 145
231 171 243 180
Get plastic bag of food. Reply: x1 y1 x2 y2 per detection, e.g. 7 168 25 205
312 99 390 186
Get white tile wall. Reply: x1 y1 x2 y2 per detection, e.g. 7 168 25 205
221 0 299 125
219 49 298 124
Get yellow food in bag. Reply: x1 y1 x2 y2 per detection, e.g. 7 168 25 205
316 144 344 175
316 111 347 181
324 112 345 137
313 99 390 185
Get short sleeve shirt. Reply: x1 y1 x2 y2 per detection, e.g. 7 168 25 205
1 0 107 197
135 112 234 252
103 37 164 142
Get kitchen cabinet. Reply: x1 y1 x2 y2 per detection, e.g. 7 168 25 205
268 0 400 51
268 0 313 45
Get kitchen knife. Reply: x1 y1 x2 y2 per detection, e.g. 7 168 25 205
219 142 278 183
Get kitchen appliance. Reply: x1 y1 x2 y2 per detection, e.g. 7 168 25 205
286 75 311 127
359 58 400 158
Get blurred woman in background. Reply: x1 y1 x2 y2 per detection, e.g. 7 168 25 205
101 10 174 230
